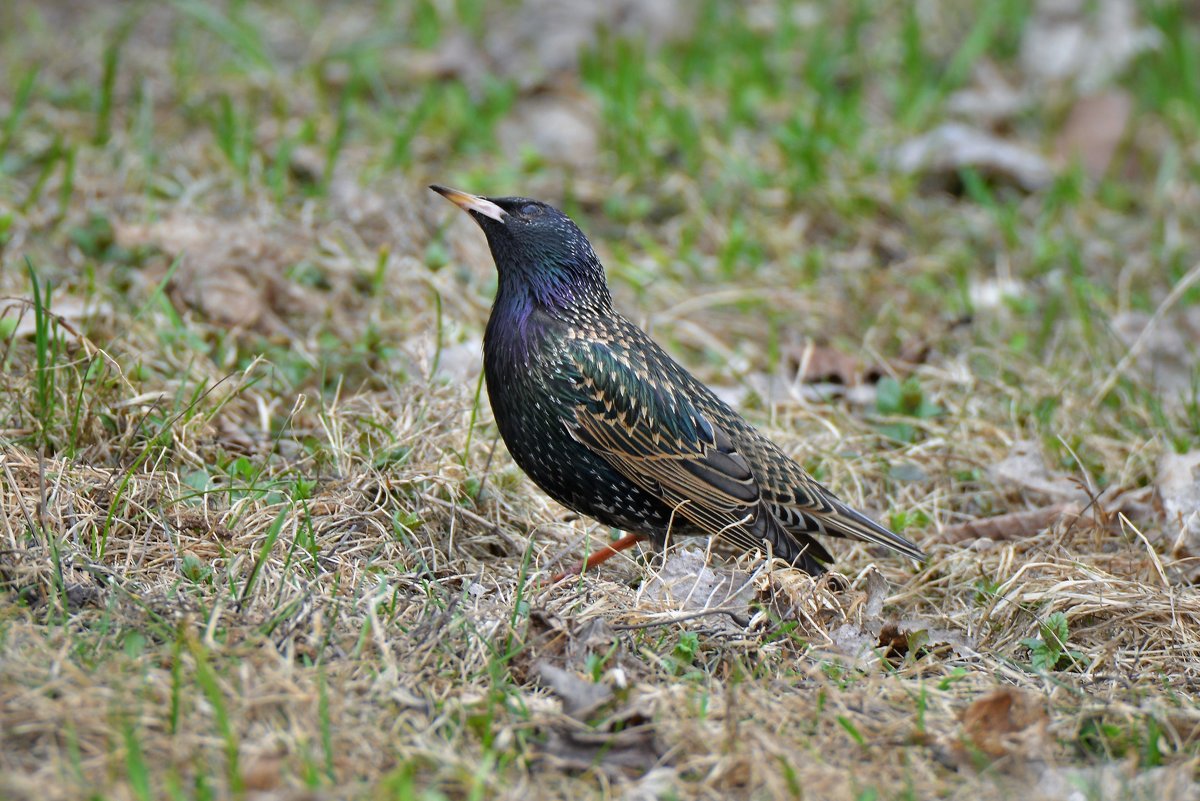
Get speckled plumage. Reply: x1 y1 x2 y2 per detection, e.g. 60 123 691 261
432 186 925 573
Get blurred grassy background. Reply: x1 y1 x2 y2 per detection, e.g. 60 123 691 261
2 0 1197 455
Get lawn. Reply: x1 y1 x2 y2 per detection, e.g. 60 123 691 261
2 1 1200 799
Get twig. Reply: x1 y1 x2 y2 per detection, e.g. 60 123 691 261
610 606 749 631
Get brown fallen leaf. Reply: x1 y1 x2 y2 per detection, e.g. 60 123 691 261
242 750 286 792
515 611 626 684
510 609 570 681
786 340 864 386
879 618 980 664
114 215 315 333
782 336 932 389
958 687 1049 761
1055 90 1133 179
941 504 1081 544
877 622 911 662
565 616 623 666
860 566 888 621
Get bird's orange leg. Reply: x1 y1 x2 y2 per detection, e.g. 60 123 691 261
551 533 647 582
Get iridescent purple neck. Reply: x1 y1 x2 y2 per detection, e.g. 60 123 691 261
484 281 541 364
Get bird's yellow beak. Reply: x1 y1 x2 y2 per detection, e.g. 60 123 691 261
429 185 508 223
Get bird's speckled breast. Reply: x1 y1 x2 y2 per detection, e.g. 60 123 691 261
483 305 680 537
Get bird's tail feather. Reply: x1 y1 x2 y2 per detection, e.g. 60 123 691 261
825 501 926 561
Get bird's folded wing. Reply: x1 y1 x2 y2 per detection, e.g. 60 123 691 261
558 342 777 556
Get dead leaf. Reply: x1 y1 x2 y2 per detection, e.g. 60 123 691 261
880 618 980 662
640 547 756 613
989 440 1085 503
1036 764 1200 801
242 750 286 791
415 0 694 91
756 565 891 664
958 687 1049 761
620 768 678 801
1055 90 1133 179
828 622 876 659
893 123 1054 191
1020 0 1160 92
517 611 625 682
941 504 1080 544
535 693 661 775
566 617 621 665
539 723 660 774
1112 307 1200 408
785 340 864 386
1157 451 1200 580
946 61 1027 124
114 215 314 333
534 661 613 719
877 622 911 662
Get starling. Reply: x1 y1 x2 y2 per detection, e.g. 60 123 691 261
431 185 925 576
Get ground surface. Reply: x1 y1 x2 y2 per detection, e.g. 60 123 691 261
2 1 1200 799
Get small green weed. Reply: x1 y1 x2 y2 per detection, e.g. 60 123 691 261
874 376 943 443
1022 612 1089 672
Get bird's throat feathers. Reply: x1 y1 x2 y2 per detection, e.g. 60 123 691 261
485 222 611 312
486 260 606 366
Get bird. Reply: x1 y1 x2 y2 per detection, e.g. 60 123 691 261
430 185 925 577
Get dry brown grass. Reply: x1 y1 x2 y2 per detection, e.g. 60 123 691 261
3 1 1200 799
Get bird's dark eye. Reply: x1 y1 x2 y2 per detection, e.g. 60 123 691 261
519 203 541 217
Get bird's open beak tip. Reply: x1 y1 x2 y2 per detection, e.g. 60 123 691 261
429 184 507 223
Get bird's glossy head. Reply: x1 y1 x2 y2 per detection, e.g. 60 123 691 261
430 185 611 311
